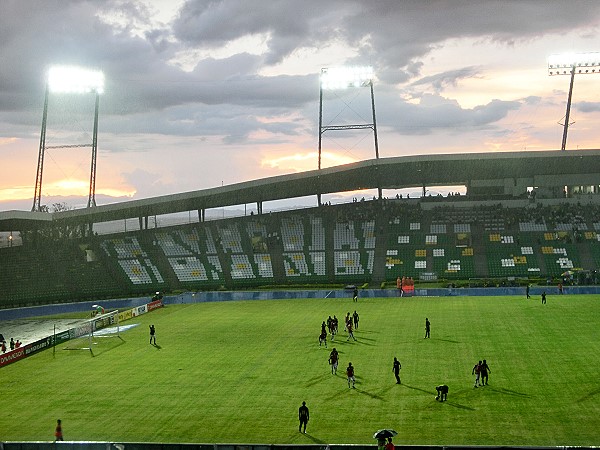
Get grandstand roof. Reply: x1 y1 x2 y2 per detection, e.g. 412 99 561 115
2 149 600 231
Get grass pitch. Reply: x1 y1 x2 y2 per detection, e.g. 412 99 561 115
0 294 599 445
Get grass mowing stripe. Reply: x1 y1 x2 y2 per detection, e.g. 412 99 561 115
0 295 599 444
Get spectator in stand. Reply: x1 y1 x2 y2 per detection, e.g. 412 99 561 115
1 341 6 353
15 340 21 348
397 276 404 297
9 337 15 351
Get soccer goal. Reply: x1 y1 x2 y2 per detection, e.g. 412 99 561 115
63 310 121 354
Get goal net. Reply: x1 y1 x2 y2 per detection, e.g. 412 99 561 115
63 310 121 353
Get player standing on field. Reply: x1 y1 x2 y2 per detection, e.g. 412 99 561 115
425 318 431 339
346 362 356 388
353 310 359 329
298 401 309 433
472 360 482 387
346 321 357 341
149 324 156 345
329 347 339 374
393 357 401 384
480 359 491 385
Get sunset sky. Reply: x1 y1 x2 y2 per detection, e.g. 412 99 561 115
1 0 600 212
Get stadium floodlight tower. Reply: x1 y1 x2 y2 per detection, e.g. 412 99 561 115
32 65 105 211
548 52 600 151
318 66 381 201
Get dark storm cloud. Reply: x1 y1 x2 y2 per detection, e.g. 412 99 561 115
173 0 600 76
411 67 482 93
1 0 599 143
378 93 521 135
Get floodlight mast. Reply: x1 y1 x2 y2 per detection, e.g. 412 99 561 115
318 66 380 203
32 66 104 212
548 52 600 151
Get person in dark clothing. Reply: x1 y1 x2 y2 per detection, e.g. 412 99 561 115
480 359 491 385
541 291 547 304
435 385 448 401
149 324 156 345
329 348 339 374
319 330 328 348
472 361 482 387
298 401 309 433
352 311 359 329
353 287 358 302
526 284 531 299
392 357 401 384
425 318 431 339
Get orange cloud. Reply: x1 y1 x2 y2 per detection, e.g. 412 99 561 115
262 151 357 172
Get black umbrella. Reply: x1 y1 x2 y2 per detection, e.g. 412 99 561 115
373 429 398 439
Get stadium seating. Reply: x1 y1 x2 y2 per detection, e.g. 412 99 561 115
5 201 600 306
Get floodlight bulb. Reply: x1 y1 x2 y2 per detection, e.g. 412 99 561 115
321 66 374 90
48 66 104 94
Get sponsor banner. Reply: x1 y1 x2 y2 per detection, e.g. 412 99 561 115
119 308 133 323
0 347 27 368
55 330 71 345
132 304 148 317
25 336 54 356
71 322 93 339
147 300 164 311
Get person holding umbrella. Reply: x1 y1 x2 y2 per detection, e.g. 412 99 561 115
374 429 398 450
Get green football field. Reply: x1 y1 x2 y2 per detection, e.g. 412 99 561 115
1 294 599 445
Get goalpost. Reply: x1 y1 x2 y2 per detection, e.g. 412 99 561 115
63 309 121 354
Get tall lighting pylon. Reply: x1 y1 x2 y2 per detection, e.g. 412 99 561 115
548 52 600 151
32 66 104 211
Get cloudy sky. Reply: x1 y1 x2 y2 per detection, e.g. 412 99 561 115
1 0 600 212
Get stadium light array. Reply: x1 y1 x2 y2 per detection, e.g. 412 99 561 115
547 52 600 150
48 66 104 94
548 52 600 75
320 66 374 90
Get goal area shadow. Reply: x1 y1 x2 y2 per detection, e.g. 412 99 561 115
62 336 125 357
